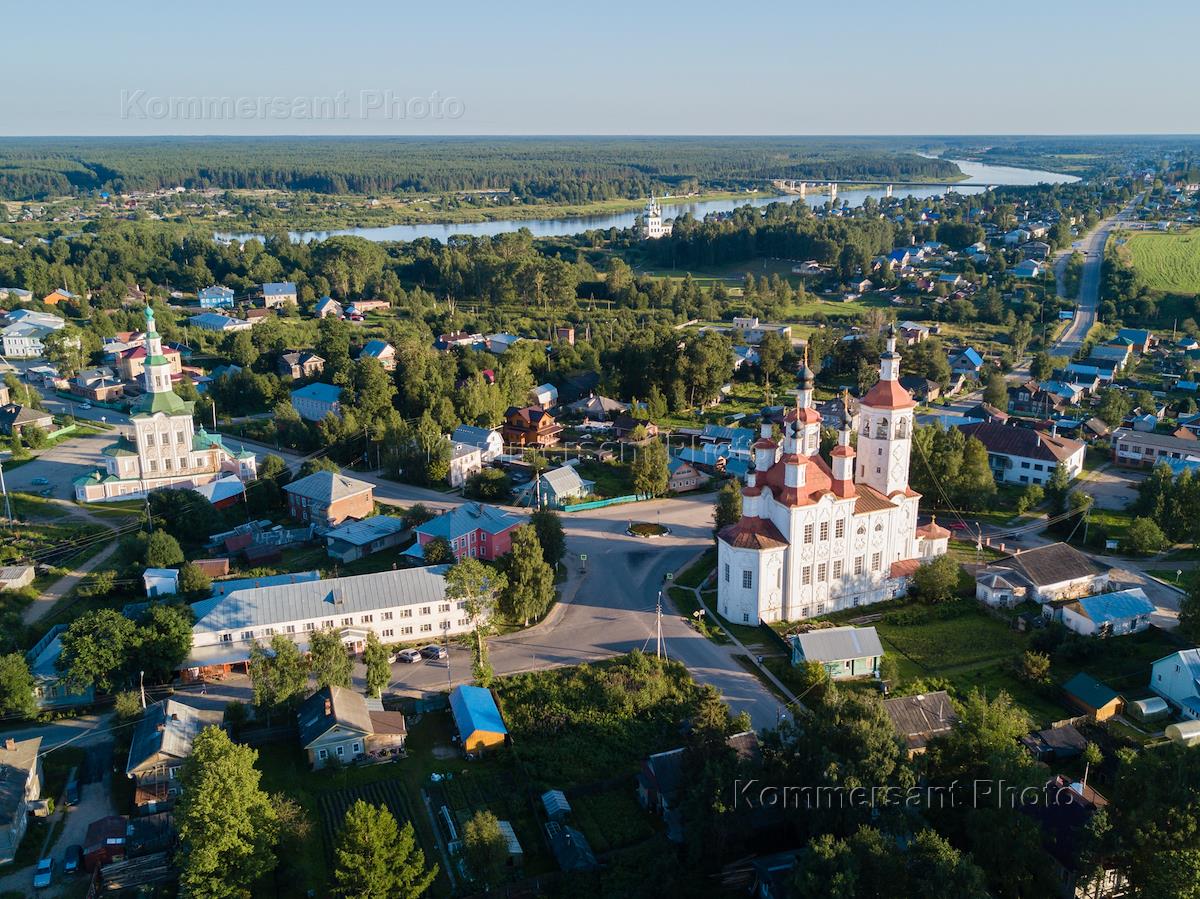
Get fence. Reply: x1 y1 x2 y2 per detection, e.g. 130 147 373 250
46 424 76 440
560 494 641 513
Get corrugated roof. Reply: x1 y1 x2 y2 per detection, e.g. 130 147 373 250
793 626 884 662
283 470 372 504
290 382 344 405
1071 588 1155 624
126 700 222 776
415 503 521 542
998 542 1101 588
450 685 507 740
297 686 372 747
0 737 41 825
1063 672 1120 710
326 515 407 547
192 565 449 636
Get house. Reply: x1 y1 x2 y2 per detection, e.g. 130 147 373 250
1004 228 1032 246
114 344 183 381
486 333 522 354
529 383 559 409
284 470 374 526
612 413 659 442
0 565 34 592
1024 775 1127 899
667 457 705 493
290 382 344 422
1013 259 1043 279
502 406 562 447
410 502 522 562
358 339 396 371
1111 428 1200 468
325 516 408 563
449 685 507 754
26 625 94 711
183 565 457 680
142 569 179 598
898 375 939 403
518 465 594 508
976 543 1107 604
42 288 77 306
188 313 252 333
192 474 248 509
437 330 479 350
447 442 483 488
197 285 235 309
261 281 297 308
957 421 1085 485
1021 240 1051 261
126 700 222 811
1083 418 1111 440
1062 672 1123 722
0 737 42 863
728 316 792 345
883 690 958 756
1061 588 1155 637
789 626 883 679
1151 649 1200 719
975 571 1020 608
638 731 758 842
1116 328 1155 354
0 404 53 437
1020 724 1087 762
83 815 127 872
298 686 407 770
950 347 985 377
315 296 344 319
451 425 504 463
565 394 629 420
277 350 325 380
1 316 64 357
962 402 1008 424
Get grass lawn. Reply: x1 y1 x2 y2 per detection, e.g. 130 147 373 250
1049 627 1187 694
1146 568 1199 591
1123 229 1200 295
575 459 634 497
571 788 658 854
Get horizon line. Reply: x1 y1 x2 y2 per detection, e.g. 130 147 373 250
1 132 1199 140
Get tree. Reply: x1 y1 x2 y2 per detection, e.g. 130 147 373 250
982 369 1007 409
249 635 309 715
462 810 508 885
178 562 213 595
300 456 342 477
956 436 996 509
149 489 225 546
446 558 507 688
56 609 138 692
0 653 36 719
1019 650 1051 683
631 439 669 498
501 524 555 626
1014 483 1044 515
1045 463 1072 514
138 603 196 681
333 800 437 899
363 632 390 699
1096 388 1131 427
114 690 142 720
258 453 292 486
144 530 185 568
1180 578 1200 642
530 508 566 568
175 727 278 898
1123 516 1167 555
309 628 353 689
713 479 742 531
909 555 962 604
465 468 511 501
422 536 453 564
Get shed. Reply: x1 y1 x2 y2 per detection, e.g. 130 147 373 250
790 626 883 679
1020 724 1088 762
1062 672 1123 722
541 789 571 822
449 685 507 754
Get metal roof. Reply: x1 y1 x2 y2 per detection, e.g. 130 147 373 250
283 469 372 504
297 685 372 747
325 515 407 547
449 685 507 739
1072 588 1155 624
792 626 884 662
126 699 222 776
262 281 297 295
192 565 450 636
290 382 344 405
1062 672 1120 710
415 503 521 542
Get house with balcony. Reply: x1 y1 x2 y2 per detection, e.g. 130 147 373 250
502 406 562 447
957 421 1084 486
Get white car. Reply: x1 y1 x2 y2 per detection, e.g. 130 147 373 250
78 402 92 410
393 649 422 664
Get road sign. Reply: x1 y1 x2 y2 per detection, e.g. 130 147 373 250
665 573 673 581
579 554 587 562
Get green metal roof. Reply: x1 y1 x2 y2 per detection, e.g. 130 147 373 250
1063 672 1119 710
129 390 194 417
102 436 139 457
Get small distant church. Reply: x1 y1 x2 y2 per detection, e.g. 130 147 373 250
74 306 257 502
640 196 673 239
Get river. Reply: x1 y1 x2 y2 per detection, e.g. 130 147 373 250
216 158 1079 245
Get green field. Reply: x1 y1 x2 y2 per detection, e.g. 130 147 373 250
1125 230 1200 294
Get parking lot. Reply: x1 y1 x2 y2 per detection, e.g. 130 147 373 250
4 432 116 497
1083 464 1147 511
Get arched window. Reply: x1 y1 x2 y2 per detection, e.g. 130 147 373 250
896 417 908 439
876 418 889 439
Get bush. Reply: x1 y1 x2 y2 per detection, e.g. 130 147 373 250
908 556 964 605
1122 516 1167 555
114 691 143 720
465 468 511 501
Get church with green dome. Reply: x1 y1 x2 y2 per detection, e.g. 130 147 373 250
74 307 257 502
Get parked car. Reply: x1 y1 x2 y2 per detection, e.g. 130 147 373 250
420 644 448 661
394 648 422 664
64 768 79 806
62 845 82 874
33 857 53 889
38 488 54 497
78 403 92 410
31 477 48 486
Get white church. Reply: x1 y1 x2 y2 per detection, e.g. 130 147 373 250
74 306 257 502
640 196 673 239
717 326 949 624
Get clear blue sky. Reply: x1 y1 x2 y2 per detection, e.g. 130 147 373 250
5 0 1198 135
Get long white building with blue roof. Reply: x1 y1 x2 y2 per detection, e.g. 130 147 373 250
183 564 466 680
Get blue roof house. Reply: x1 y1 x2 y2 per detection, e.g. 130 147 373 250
1061 588 1155 637
290 382 344 422
198 285 235 309
449 685 507 753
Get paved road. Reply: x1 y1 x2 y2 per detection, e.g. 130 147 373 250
1052 201 1139 357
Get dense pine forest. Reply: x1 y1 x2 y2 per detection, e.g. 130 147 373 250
0 136 965 200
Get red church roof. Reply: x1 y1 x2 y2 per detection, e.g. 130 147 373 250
718 518 789 550
860 379 916 410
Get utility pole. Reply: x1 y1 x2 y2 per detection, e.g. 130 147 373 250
139 670 146 709
0 460 11 523
655 591 664 660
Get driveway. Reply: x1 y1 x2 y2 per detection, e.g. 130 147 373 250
4 432 117 496
1080 465 1146 512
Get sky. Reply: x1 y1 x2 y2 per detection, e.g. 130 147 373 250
4 0 1198 136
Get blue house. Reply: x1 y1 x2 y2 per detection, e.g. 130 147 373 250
198 285 235 309
449 685 508 753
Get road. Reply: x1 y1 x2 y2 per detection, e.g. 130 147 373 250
1051 201 1139 357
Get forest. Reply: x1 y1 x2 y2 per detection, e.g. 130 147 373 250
0 136 964 200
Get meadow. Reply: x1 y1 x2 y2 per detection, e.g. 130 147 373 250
1125 229 1200 294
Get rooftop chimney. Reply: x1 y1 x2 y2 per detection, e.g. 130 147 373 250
3 738 14 751
324 698 332 716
